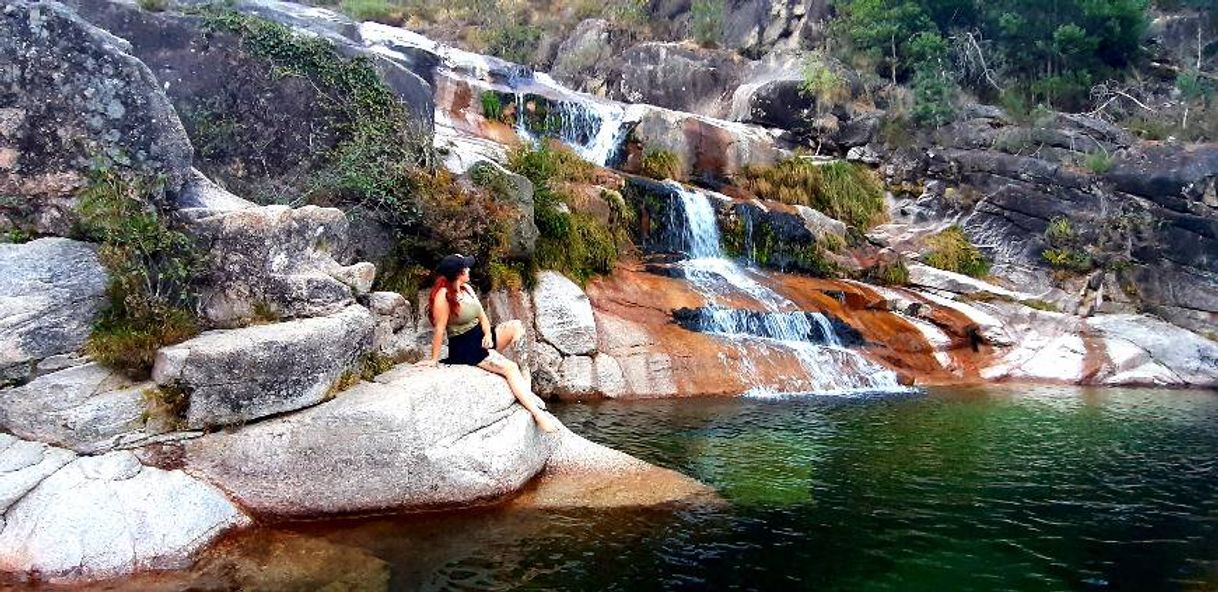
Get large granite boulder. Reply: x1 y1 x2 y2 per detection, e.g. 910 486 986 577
531 271 597 356
549 19 635 96
181 364 557 517
0 448 249 584
603 43 747 118
71 0 432 203
152 304 376 429
627 108 785 181
0 434 76 513
1087 314 1218 387
0 0 192 236
189 205 376 326
0 363 158 454
0 238 107 383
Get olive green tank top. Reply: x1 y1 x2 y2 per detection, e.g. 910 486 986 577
445 286 483 337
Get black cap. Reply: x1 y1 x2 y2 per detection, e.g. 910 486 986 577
436 253 476 280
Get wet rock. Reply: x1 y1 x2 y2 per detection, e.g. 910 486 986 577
0 450 249 584
0 238 107 383
1088 314 1218 387
182 364 556 517
0 363 158 454
152 305 376 429
531 271 597 356
189 205 374 326
0 0 192 236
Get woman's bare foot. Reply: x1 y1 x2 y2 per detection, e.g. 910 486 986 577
534 412 560 433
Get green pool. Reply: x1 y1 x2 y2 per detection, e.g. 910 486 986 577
70 385 1218 591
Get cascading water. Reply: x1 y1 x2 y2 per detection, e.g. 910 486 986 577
669 183 904 396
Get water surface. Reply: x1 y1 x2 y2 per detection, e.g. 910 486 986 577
62 385 1218 591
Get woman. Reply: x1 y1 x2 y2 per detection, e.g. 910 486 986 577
417 254 560 433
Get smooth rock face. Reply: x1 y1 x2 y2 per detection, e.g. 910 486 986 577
0 363 156 453
0 0 192 235
1088 314 1218 387
531 271 597 356
153 305 375 429
189 205 374 326
183 364 556 517
0 450 249 584
0 434 75 513
0 238 107 382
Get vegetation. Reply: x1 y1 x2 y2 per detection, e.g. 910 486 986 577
137 0 169 12
76 169 200 379
480 91 505 122
339 0 405 24
640 148 682 180
507 142 622 284
141 386 189 430
1082 151 1115 174
738 159 886 229
800 52 850 113
863 258 911 286
922 225 990 277
486 22 544 63
689 0 724 47
834 0 1149 109
1041 217 1093 272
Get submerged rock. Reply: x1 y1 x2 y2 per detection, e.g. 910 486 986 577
0 449 249 585
182 364 556 517
0 0 192 235
0 238 107 383
153 304 375 429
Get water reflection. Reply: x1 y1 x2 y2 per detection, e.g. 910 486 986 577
33 386 1218 592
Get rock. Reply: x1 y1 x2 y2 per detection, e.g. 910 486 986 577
367 291 421 361
71 0 433 203
793 205 847 240
550 19 633 95
469 162 538 258
0 434 75 513
0 450 249 584
174 169 256 222
557 355 595 396
511 428 715 509
627 107 785 181
531 271 597 356
604 43 747 118
182 364 556 517
906 262 1034 301
0 363 158 454
0 238 107 383
530 340 564 395
189 205 375 326
1088 315 1218 387
720 0 831 54
0 0 192 236
152 305 376 429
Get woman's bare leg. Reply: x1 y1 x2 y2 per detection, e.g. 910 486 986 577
494 319 524 352
479 351 558 433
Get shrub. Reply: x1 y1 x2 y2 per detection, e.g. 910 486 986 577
800 52 849 113
689 0 723 47
339 0 405 24
486 22 543 64
1082 151 1114 174
922 225 990 277
76 169 200 378
480 91 505 122
864 258 910 286
911 66 957 127
138 0 169 12
1041 216 1093 272
640 148 682 180
740 159 886 229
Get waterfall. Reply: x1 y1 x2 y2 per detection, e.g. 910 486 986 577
669 183 905 396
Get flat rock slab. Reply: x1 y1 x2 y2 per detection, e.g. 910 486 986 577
153 304 375 429
531 271 597 356
183 364 555 518
1088 314 1218 387
0 362 154 453
0 238 107 382
0 450 249 584
0 434 76 513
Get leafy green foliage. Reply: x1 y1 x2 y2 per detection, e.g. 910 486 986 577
800 52 850 113
507 142 621 284
641 148 682 180
76 170 200 378
486 22 543 63
922 225 990 277
690 0 724 47
339 0 405 24
739 159 887 229
480 91 505 122
138 0 169 12
202 10 434 227
1041 217 1093 272
910 66 957 126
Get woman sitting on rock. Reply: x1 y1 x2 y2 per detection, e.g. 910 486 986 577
417 254 559 433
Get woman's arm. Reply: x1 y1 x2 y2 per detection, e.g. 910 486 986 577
478 305 493 349
421 289 448 366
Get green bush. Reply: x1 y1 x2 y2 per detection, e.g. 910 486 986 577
740 159 886 229
690 0 724 47
339 0 404 24
138 0 169 12
480 91 505 122
864 258 911 286
76 169 200 378
1041 216 1093 272
1082 151 1114 174
640 148 682 180
800 52 849 113
486 22 543 64
922 225 990 277
911 66 957 127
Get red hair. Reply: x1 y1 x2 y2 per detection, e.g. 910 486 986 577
426 276 461 326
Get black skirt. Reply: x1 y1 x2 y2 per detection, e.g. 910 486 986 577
443 324 498 366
